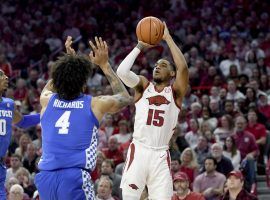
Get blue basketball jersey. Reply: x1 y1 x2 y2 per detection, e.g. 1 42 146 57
0 98 14 157
38 94 99 171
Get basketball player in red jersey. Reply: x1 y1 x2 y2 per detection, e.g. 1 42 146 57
117 22 189 200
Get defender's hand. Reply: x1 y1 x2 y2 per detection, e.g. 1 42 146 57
89 37 109 68
65 36 76 55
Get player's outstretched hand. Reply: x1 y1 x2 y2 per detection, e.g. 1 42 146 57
162 22 171 41
65 36 76 55
89 36 109 68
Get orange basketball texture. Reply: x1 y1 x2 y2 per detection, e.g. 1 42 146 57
136 17 164 45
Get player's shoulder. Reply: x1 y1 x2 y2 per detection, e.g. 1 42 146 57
1 97 14 106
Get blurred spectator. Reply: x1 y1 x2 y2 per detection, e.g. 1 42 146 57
214 114 234 145
258 93 270 120
170 158 181 178
100 114 117 139
246 109 267 174
96 159 122 199
226 80 245 101
102 136 124 166
223 137 241 170
220 171 258 200
5 177 19 194
210 143 234 176
114 120 131 145
32 125 42 151
199 106 218 130
15 134 31 158
115 149 128 176
15 167 36 197
91 151 106 182
14 78 28 101
22 143 38 174
5 154 22 184
8 184 25 200
0 53 12 77
96 176 116 200
193 156 226 200
183 85 199 108
233 116 258 191
180 147 198 184
185 118 200 149
172 172 205 200
219 50 240 78
194 136 210 170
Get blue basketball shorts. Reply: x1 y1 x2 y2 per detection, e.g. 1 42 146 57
35 168 94 200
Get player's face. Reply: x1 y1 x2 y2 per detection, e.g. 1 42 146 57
0 70 9 92
153 59 173 83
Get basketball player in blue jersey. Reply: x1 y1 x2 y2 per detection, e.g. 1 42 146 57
0 70 40 200
34 36 132 200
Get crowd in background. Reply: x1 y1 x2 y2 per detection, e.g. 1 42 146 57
1 0 270 199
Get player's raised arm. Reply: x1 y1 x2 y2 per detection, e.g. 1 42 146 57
116 41 150 91
163 22 189 100
89 37 133 120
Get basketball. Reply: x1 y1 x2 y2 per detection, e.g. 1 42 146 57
136 16 164 45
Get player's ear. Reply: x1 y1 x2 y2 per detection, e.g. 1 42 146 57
170 71 176 78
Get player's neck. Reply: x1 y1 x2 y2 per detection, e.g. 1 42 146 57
153 81 170 89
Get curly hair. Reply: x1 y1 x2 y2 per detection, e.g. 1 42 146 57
52 54 93 100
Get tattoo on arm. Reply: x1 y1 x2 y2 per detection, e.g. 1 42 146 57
103 65 129 96
113 94 132 109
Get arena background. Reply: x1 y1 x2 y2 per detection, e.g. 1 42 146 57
1 0 270 199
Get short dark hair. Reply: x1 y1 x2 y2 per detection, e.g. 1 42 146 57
204 156 217 166
160 57 176 72
52 54 93 100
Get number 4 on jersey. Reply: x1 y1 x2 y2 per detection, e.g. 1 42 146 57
55 111 71 134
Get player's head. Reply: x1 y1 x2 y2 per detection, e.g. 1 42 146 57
0 69 9 94
52 54 93 100
153 58 176 84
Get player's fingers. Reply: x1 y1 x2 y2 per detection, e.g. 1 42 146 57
65 36 72 46
99 37 104 49
104 41 108 51
95 36 101 48
89 51 94 60
89 41 97 51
